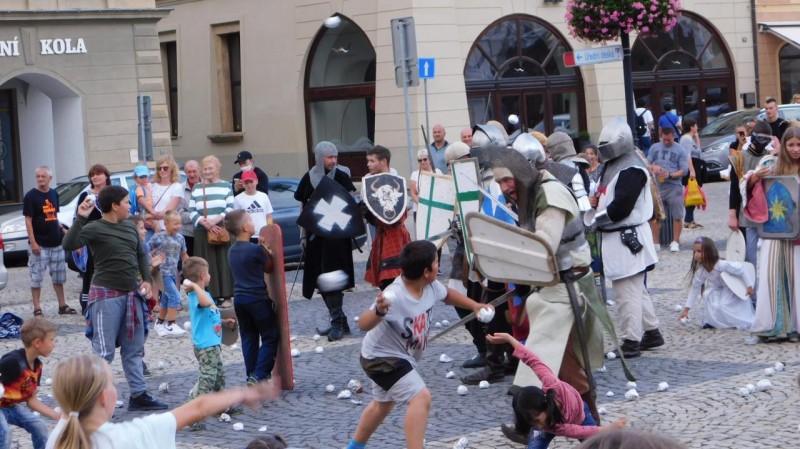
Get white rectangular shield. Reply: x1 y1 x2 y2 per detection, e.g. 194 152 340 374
451 158 481 266
416 172 455 249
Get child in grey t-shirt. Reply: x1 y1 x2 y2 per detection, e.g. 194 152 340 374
346 240 491 449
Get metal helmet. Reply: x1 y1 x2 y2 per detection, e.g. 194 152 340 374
471 123 508 150
511 133 546 165
597 116 635 161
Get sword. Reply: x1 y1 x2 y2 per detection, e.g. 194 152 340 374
460 176 519 222
428 289 514 343
289 244 305 299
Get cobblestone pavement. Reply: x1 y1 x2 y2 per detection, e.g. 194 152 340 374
3 181 800 449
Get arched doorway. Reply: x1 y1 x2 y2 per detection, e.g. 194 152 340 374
779 44 800 104
632 11 735 129
464 14 586 138
304 14 375 180
0 72 85 205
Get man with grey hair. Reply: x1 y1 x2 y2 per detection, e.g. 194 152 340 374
179 160 201 256
295 141 357 341
23 166 76 316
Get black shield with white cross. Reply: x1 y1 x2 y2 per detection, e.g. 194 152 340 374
297 176 365 239
361 173 408 225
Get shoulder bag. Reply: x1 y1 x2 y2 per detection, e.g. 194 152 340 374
202 182 230 245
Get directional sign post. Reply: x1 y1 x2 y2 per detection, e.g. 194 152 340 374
419 58 435 152
562 45 623 67
391 17 419 176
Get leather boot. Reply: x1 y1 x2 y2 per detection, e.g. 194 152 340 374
328 307 346 341
639 328 665 350
461 343 506 384
462 352 487 369
317 292 350 336
613 339 641 358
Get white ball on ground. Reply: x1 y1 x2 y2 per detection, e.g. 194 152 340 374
439 353 453 363
183 321 191 331
315 346 324 353
115 400 123 408
606 351 617 360
478 381 490 389
259 425 268 432
457 385 468 396
765 367 775 376
313 334 321 341
624 389 639 400
45 378 52 386
679 317 689 324
325 384 335 393
337 390 352 399
232 422 244 431
354 316 359 322
453 436 469 449
317 270 349 292
219 413 231 422
626 381 637 389
597 365 607 373
775 362 785 372
435 322 442 327
673 304 683 312
442 319 450 325
745 384 756 393
290 348 300 357
445 371 456 379
756 379 772 391
158 382 169 394
657 382 669 392
598 407 607 415
738 387 750 397
156 360 166 369
606 391 614 397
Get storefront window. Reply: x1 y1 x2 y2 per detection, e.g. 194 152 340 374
0 89 19 203
463 14 585 137
305 14 375 179
780 44 800 104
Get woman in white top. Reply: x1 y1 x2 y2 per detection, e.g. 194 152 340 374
149 156 184 237
408 149 442 222
46 354 278 449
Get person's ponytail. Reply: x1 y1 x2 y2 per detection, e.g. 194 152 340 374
544 388 565 428
54 413 92 449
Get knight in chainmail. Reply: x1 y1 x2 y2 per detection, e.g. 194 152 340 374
295 141 358 341
588 117 663 359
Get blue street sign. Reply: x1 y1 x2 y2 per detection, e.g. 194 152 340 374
419 58 435 79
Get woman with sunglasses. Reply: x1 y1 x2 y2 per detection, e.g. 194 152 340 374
150 157 184 236
408 149 442 223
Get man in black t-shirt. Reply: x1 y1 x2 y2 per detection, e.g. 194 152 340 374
232 150 269 196
764 97 789 141
22 166 76 316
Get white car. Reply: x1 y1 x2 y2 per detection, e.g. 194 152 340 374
0 170 185 259
0 233 8 289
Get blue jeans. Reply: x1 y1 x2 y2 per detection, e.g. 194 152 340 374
0 404 49 449
527 402 597 449
685 206 695 223
234 296 279 381
638 136 651 156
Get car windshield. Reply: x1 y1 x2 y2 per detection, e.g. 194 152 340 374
268 182 299 210
700 110 755 137
56 181 89 205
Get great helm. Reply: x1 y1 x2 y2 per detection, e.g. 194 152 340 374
471 123 508 151
597 116 635 161
511 133 546 166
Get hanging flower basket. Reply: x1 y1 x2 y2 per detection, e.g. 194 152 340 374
565 0 681 43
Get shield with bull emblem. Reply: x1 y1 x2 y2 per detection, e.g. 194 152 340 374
297 176 365 239
362 173 408 225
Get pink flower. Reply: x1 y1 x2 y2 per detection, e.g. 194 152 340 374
650 5 657 11
642 26 650 33
601 27 609 33
585 16 592 23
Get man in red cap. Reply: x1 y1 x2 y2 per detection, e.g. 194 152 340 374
233 170 273 242
232 150 269 196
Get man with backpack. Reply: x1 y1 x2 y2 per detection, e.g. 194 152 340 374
658 100 682 141
634 98 654 155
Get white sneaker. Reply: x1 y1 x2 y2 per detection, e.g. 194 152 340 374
670 241 680 252
164 324 186 336
154 322 168 337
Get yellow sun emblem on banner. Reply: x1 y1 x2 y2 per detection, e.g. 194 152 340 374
770 197 788 222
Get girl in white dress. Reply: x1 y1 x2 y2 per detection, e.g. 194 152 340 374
678 237 755 330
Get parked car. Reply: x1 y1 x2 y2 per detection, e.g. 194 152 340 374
700 104 800 180
0 233 7 290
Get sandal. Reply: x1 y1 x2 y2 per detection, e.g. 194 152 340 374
58 305 78 315
33 309 43 317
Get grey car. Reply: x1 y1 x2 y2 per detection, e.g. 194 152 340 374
700 104 800 180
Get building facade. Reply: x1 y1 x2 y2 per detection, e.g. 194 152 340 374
0 0 171 207
755 1 800 104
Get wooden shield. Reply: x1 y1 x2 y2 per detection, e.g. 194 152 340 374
259 224 294 391
415 172 455 248
362 173 408 225
465 212 558 287
451 158 481 266
757 175 800 240
726 230 746 262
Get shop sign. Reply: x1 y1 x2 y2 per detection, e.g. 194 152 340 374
0 37 88 57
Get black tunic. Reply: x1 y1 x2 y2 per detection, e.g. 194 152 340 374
294 170 357 299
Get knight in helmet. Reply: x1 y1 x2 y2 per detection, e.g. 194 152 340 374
587 117 664 359
295 141 358 341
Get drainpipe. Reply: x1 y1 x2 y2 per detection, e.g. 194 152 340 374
751 0 760 102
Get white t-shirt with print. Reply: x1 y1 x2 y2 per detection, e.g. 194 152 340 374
361 277 448 366
46 412 177 449
150 182 183 229
234 191 273 238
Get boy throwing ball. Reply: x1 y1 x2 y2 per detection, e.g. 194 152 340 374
347 240 493 449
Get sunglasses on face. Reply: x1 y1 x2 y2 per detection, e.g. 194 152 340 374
418 158 428 162
751 132 772 145
137 175 148 179
158 166 170 171
737 132 745 137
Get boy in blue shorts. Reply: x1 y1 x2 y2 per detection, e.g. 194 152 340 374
224 209 278 385
149 210 188 337
181 256 238 431
347 240 493 449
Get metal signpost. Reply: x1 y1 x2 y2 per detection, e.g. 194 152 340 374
137 95 153 163
419 57 435 148
562 44 623 67
391 17 418 173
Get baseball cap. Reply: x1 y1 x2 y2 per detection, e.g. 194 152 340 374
235 151 253 165
133 165 149 177
242 170 258 182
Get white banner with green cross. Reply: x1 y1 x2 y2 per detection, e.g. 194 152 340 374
416 172 455 249
452 158 481 267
